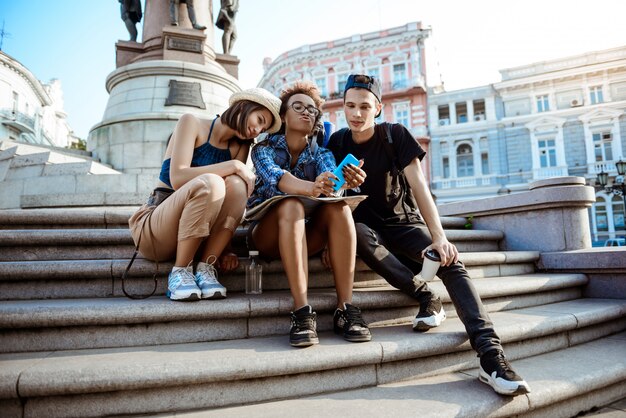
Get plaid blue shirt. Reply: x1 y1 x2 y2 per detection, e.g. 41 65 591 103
248 134 338 207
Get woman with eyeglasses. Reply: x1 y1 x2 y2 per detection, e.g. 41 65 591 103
247 81 371 347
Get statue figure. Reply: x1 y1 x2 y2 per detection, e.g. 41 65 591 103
119 0 142 42
216 0 239 55
170 0 207 30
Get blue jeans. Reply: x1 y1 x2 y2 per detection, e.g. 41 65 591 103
355 222 502 356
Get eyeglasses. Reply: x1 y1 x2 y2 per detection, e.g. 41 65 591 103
289 101 320 118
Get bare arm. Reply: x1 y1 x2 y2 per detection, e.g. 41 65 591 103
169 114 254 193
278 171 336 197
403 158 459 266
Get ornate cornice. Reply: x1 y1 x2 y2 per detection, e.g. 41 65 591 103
0 51 51 105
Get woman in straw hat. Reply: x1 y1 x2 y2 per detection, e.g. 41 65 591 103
128 88 281 301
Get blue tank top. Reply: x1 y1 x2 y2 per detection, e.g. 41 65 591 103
159 118 231 188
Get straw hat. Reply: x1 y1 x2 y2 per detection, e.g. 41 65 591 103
229 88 282 134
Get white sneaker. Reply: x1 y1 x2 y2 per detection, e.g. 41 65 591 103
195 262 227 299
167 267 201 301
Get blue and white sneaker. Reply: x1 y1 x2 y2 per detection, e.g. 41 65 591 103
195 262 227 299
167 267 201 301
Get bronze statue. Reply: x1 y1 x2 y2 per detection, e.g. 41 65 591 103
170 0 207 30
119 0 142 42
216 0 238 55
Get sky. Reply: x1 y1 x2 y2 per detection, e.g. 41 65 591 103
1 1 625 139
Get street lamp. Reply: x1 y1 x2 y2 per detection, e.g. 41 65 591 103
597 159 626 235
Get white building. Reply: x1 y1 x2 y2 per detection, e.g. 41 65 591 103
0 51 78 147
428 45 626 244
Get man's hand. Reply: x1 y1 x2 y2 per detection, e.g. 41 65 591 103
422 239 459 266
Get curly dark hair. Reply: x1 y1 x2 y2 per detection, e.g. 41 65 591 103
278 81 325 134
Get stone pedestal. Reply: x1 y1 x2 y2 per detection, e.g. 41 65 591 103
216 53 240 79
88 59 239 178
438 176 596 252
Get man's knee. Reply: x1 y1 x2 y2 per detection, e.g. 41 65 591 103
355 222 374 241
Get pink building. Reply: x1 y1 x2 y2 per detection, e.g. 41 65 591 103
258 22 432 181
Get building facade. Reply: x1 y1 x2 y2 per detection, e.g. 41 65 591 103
0 51 78 148
429 46 626 244
258 22 433 179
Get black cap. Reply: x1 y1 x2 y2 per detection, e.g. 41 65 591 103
344 74 382 103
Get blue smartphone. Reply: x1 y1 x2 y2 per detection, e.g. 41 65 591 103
331 153 360 191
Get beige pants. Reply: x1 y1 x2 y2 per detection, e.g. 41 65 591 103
129 173 247 262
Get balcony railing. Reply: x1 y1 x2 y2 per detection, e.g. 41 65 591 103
589 160 622 175
434 174 498 190
0 108 36 133
533 166 569 180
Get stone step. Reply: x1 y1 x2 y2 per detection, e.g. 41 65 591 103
0 207 473 230
0 140 96 165
182 332 626 418
0 207 136 229
1 299 624 417
0 227 504 261
0 273 587 352
19 191 146 209
0 251 540 300
0 141 134 209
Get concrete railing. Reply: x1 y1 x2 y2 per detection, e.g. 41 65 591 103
438 176 596 253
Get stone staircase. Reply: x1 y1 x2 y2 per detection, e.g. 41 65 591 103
0 207 624 418
0 140 149 209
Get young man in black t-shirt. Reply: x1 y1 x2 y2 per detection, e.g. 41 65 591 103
325 74 530 397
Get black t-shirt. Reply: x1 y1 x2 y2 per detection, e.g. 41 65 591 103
327 123 426 226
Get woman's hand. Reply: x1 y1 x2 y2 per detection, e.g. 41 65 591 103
217 251 239 272
233 160 256 196
341 160 366 190
320 247 332 271
421 238 459 267
310 171 338 197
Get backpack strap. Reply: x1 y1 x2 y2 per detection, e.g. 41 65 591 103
376 122 402 172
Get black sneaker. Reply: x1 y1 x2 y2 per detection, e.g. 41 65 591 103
333 303 372 342
479 349 531 396
289 305 319 347
412 296 446 331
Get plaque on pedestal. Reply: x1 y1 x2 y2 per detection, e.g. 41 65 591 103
162 26 209 64
165 80 205 109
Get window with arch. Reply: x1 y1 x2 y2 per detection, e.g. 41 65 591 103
456 143 474 177
595 197 608 232
337 73 349 95
315 77 328 97
393 102 410 127
612 195 625 230
393 63 408 88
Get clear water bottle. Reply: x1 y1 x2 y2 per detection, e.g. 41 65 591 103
245 250 262 294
